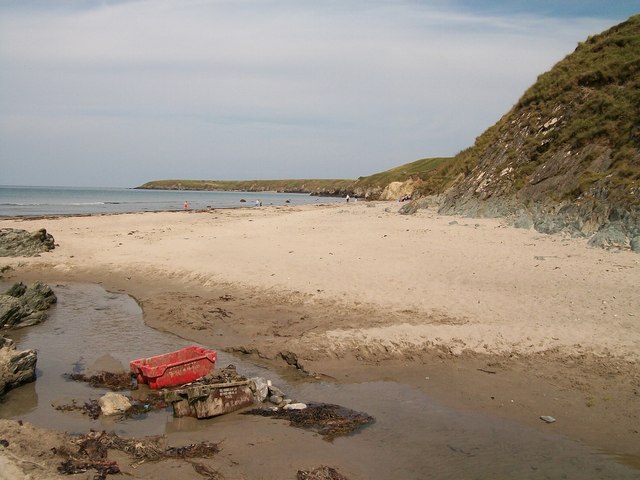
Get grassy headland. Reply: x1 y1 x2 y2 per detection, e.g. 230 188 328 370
137 156 452 199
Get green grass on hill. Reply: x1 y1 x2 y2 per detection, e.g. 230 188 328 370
351 157 451 191
418 14 640 204
137 178 354 194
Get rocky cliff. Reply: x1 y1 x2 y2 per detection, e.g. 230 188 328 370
434 15 640 249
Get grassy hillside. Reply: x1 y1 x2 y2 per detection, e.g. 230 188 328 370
137 179 354 195
429 14 640 212
350 157 451 196
138 157 452 199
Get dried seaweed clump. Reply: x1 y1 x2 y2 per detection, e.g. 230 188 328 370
298 465 350 480
200 364 246 384
244 403 374 440
54 430 221 479
54 399 102 419
67 371 134 390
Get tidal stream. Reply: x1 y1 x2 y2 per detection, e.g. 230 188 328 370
0 283 637 479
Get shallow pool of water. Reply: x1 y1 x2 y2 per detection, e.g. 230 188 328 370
0 283 637 479
0 283 275 437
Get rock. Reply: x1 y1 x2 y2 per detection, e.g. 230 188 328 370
19 282 57 312
4 283 26 297
540 415 556 424
398 198 430 216
398 201 419 215
0 228 55 257
269 395 283 405
0 336 37 396
0 296 27 328
284 403 308 410
249 377 269 402
98 392 132 416
630 236 640 253
268 385 285 398
513 212 533 229
279 350 305 370
11 312 47 329
379 178 425 201
1 282 57 329
587 223 628 249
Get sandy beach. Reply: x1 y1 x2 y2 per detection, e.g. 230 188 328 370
1 201 639 478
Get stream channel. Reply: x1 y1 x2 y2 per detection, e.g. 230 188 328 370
0 283 638 479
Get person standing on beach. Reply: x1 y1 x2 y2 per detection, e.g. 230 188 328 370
346 194 350 203
184 201 189 209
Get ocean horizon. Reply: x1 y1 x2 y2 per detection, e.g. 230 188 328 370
0 185 342 217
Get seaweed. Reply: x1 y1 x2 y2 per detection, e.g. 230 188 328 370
54 399 102 419
198 364 246 384
243 403 374 440
66 371 134 391
298 466 350 480
55 430 221 479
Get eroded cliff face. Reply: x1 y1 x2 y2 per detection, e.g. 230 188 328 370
437 15 640 249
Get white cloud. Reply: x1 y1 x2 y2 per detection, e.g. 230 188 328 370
0 0 624 186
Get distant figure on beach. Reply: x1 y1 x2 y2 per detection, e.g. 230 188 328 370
255 200 262 207
346 194 350 203
184 201 189 209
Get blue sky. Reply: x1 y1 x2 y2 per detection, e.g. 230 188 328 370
0 1 638 187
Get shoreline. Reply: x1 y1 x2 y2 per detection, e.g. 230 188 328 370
1 202 639 474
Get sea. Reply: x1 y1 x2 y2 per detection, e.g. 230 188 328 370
0 185 342 217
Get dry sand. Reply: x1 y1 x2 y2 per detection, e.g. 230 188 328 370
1 201 639 478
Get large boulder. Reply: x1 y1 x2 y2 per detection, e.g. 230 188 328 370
0 336 37 396
1 281 57 328
0 228 55 257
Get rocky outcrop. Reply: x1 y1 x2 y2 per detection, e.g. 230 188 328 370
398 197 431 215
1 281 57 329
0 336 37 396
435 16 640 250
0 228 55 257
379 177 425 201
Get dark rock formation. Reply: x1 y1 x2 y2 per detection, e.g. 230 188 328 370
0 336 37 396
0 228 55 257
430 16 640 250
398 198 430 215
1 281 57 329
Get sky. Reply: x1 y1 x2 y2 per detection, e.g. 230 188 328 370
0 1 638 188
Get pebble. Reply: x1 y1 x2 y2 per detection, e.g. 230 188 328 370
540 415 556 424
284 403 307 410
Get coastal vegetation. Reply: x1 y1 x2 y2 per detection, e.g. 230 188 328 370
137 156 452 198
430 14 640 211
137 179 355 196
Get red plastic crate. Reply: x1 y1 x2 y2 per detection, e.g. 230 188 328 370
130 346 217 389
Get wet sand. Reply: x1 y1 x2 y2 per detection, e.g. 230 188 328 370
1 201 639 478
